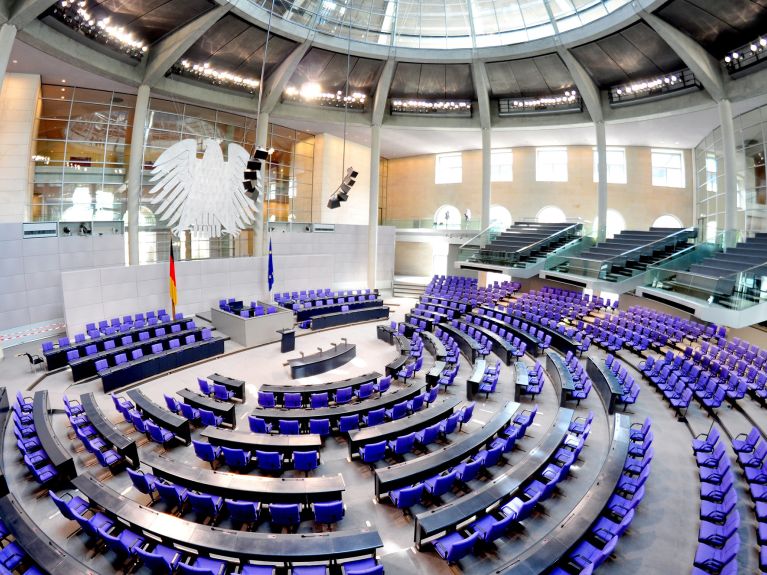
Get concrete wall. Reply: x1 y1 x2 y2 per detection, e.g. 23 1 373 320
61 224 395 336
384 146 694 230
0 74 40 224
0 222 124 331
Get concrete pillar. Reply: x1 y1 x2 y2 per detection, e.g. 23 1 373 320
719 98 739 245
0 24 17 91
253 111 269 256
595 120 608 242
481 127 491 231
127 84 150 265
368 124 381 289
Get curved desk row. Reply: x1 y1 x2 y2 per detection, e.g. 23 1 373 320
207 373 246 401
142 451 345 504
33 390 76 481
295 298 382 322
464 312 542 356
585 356 625 415
374 401 521 498
348 397 462 457
127 389 191 444
421 331 447 361
458 319 516 365
0 494 92 574
177 388 236 427
100 336 225 392
545 350 577 406
252 378 433 429
262 372 381 403
80 392 139 468
437 323 481 364
477 306 581 355
466 359 488 401
288 343 356 379
72 474 382 564
201 427 322 454
310 306 390 330
497 414 631 574
414 406 574 548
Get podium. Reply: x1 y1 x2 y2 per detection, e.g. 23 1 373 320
278 329 296 353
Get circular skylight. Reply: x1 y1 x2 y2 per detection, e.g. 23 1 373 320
243 0 632 49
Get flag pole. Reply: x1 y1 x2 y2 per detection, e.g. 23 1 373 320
169 242 178 318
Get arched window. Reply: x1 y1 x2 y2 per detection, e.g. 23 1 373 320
593 209 627 239
433 204 461 229
536 205 566 223
652 214 683 229
490 205 513 230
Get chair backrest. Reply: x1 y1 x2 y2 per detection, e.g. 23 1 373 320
151 343 163 354
279 419 300 435
339 414 359 432
222 447 250 468
226 499 258 524
366 408 385 426
169 339 180 349
258 391 275 408
293 450 319 470
284 393 302 408
95 359 109 372
198 378 212 395
310 392 328 408
199 408 219 427
256 450 282 470
115 353 128 365
132 349 144 360
249 416 270 433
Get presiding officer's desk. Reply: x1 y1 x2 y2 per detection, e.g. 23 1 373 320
414 407 574 548
72 474 382 564
207 373 246 401
127 389 191 444
252 378 432 430
33 390 76 481
261 371 381 406
347 397 462 457
201 427 321 454
100 336 225 392
0 494 92 574
43 317 191 370
142 451 344 504
310 306 390 330
177 388 236 427
288 343 356 379
374 401 521 498
80 392 139 467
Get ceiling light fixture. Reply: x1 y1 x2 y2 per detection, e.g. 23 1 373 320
284 83 367 110
609 68 701 106
390 99 472 116
175 59 260 93
724 36 767 75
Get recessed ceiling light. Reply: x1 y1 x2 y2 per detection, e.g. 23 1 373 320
61 79 66 83
60 88 66 92
11 60 17 64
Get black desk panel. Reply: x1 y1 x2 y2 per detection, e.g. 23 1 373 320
513 361 529 402
545 350 574 406
177 389 236 427
437 324 481 364
288 343 356 379
496 414 631 574
0 494 92 575
33 390 76 481
201 428 321 454
142 451 344 504
478 307 581 356
44 317 191 370
310 307 390 330
459 320 515 365
0 388 8 496
253 379 431 429
374 401 520 498
376 325 394 344
425 361 447 386
586 356 625 415
466 359 487 401
296 299 383 322
404 313 435 333
72 475 382 563
421 331 447 360
207 373 246 401
100 337 225 392
261 372 381 405
126 389 191 444
348 397 462 456
414 407 574 548
81 392 139 467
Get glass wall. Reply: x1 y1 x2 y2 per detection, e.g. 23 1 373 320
695 104 767 239
30 85 315 264
31 85 136 222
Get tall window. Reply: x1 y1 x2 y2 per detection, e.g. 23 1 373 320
593 147 627 184
435 152 462 184
705 153 718 192
536 205 567 223
652 149 685 188
536 147 568 182
491 148 513 182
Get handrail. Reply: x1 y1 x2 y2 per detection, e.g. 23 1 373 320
458 224 498 250
600 227 696 266
499 222 583 260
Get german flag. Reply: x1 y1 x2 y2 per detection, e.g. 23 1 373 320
169 243 178 318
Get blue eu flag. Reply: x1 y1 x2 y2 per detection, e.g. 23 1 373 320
268 237 275 292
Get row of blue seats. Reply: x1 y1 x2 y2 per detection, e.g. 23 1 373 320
193 440 320 473
12 395 58 484
257 377 393 410
0 518 43 575
64 396 124 468
604 355 640 409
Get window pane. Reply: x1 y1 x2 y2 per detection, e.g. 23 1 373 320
536 147 567 182
491 148 513 182
651 149 685 188
435 152 462 184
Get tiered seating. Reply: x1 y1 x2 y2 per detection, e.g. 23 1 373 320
691 427 740 575
604 354 641 410
218 298 279 317
274 287 378 306
551 418 651 574
562 351 593 406
424 275 518 307
12 394 59 484
687 338 767 402
65 397 125 470
470 222 582 266
519 362 545 398
562 227 696 280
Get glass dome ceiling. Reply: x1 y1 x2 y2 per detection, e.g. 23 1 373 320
243 0 632 50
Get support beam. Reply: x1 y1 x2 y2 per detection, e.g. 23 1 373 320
557 47 603 122
481 127 491 231
142 4 231 86
261 39 312 114
8 0 55 29
595 120 608 242
368 124 381 289
640 10 725 102
0 23 16 90
253 111 270 257
127 84 150 266
472 61 492 230
371 58 395 128
719 98 739 242
471 60 491 130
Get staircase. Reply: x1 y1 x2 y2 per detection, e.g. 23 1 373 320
393 277 429 298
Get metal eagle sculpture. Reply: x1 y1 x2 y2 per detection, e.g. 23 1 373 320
148 138 259 239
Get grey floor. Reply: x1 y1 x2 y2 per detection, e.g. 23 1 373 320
1 297 765 574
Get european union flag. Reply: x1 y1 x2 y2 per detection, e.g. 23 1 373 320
267 236 275 292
